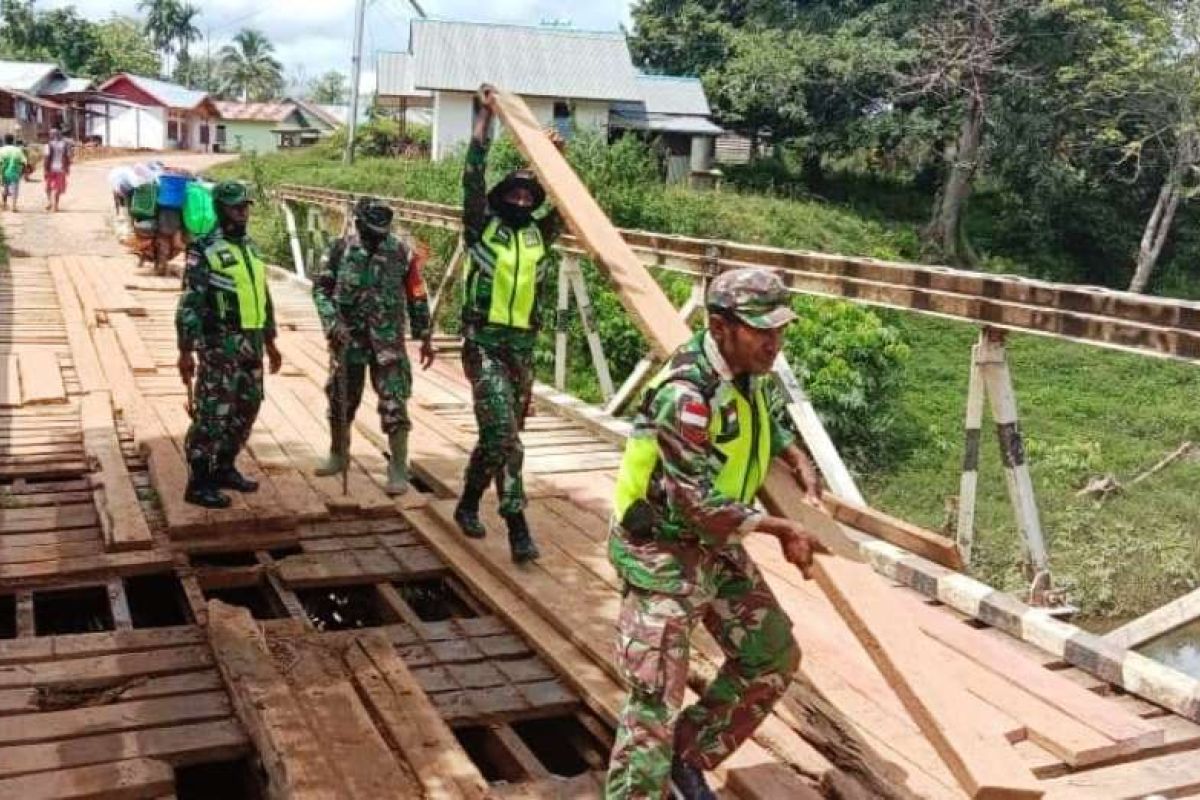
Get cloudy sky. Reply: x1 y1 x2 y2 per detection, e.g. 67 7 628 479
41 0 637 92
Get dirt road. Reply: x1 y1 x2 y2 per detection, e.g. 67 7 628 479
0 153 234 259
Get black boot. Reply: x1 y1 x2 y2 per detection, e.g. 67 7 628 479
504 511 540 564
185 460 231 509
670 756 716 800
454 480 487 539
216 461 258 493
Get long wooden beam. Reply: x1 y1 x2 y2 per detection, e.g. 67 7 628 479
489 86 1040 799
275 184 1200 364
1105 586 1200 651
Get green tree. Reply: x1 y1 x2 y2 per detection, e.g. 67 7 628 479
172 3 202 86
0 1 99 75
87 16 162 79
307 70 349 104
218 28 284 102
138 0 179 75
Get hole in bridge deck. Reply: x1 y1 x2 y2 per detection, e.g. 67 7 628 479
393 577 480 622
0 595 14 639
204 585 288 621
511 716 604 777
453 726 528 783
267 545 303 560
175 758 265 800
408 474 434 494
296 585 391 631
189 551 260 568
34 586 113 635
123 573 191 628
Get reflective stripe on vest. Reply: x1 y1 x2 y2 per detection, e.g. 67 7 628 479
613 365 773 525
465 217 545 329
205 240 268 330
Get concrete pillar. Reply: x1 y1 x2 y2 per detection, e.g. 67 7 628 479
690 135 714 173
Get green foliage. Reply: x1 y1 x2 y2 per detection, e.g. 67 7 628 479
90 16 162 79
307 70 349 105
218 28 284 102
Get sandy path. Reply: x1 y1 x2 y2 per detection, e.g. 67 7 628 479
0 153 236 259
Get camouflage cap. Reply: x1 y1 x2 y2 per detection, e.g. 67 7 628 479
211 181 253 208
707 268 797 329
354 196 393 235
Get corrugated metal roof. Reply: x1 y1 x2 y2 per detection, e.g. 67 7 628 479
214 101 296 122
635 74 711 117
0 60 59 94
410 20 640 101
290 98 342 128
103 73 209 110
377 52 432 98
42 76 94 95
610 104 723 136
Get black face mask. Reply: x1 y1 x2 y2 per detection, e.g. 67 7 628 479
220 218 247 239
355 222 385 251
496 203 533 229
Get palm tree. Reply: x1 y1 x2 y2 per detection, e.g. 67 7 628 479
172 3 202 87
138 0 179 76
218 28 284 102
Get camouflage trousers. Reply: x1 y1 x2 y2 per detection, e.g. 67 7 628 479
325 347 413 435
461 338 533 516
185 351 264 472
605 551 800 800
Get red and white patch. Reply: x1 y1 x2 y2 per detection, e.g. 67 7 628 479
679 400 709 444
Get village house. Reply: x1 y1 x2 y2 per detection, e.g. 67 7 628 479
211 99 339 153
91 73 219 151
376 19 722 182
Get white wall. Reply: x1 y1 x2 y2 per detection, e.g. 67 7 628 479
431 91 611 160
187 116 211 152
88 103 165 149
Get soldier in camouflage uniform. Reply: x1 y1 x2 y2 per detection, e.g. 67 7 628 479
176 181 282 508
606 268 826 800
311 198 435 494
453 84 564 563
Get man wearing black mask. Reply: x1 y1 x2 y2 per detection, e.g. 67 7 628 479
453 83 564 563
176 181 281 508
312 197 435 494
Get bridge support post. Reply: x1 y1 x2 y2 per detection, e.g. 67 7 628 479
564 258 615 401
281 201 307 279
428 240 465 333
957 328 1052 593
956 341 987 565
554 259 571 391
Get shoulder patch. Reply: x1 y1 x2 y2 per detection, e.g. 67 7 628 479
679 399 710 445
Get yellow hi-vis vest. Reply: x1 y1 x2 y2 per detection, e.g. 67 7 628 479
613 362 774 531
204 238 268 330
465 218 546 329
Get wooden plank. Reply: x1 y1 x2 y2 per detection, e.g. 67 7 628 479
920 612 1163 751
1106 586 1200 651
346 633 490 800
0 626 203 666
81 392 153 552
0 645 212 688
815 556 1042 799
0 718 247 779
826 495 963 570
0 354 20 407
17 351 66 405
0 691 230 746
111 315 157 376
205 600 350 799
1043 748 1200 799
0 758 175 800
47 258 106 393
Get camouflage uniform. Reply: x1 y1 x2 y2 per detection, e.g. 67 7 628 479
459 137 561 514
176 230 276 477
312 231 431 435
606 271 802 800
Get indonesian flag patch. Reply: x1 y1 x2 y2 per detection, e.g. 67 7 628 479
679 400 709 445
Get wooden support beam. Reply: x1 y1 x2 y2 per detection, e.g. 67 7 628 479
554 258 571 391
564 257 615 400
81 392 153 552
957 344 987 566
281 200 307 279
0 758 175 800
1106 586 1200 651
428 240 465 332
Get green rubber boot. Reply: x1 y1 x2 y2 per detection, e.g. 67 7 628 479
385 429 409 495
314 423 350 477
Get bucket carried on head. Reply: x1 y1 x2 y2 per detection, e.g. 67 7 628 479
156 173 189 209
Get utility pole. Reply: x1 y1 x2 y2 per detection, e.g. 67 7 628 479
345 0 367 165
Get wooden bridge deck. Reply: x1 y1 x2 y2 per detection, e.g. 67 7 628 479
3 179 1200 797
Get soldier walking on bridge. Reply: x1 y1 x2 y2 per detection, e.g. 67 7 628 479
453 84 564 563
311 197 435 494
176 181 282 508
605 268 825 800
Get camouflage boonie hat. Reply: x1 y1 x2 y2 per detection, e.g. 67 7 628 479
211 181 253 207
354 197 393 235
707 267 797 329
